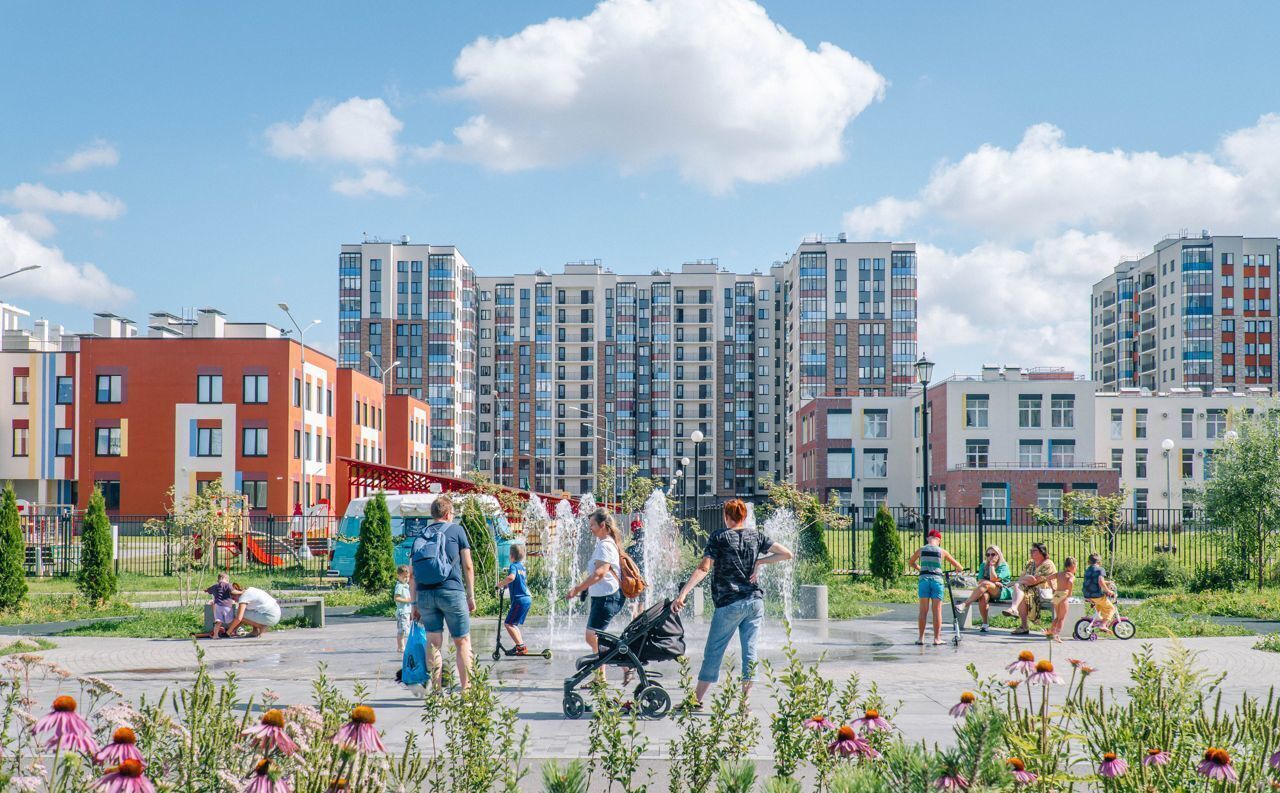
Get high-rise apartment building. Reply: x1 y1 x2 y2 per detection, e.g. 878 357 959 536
1091 233 1280 392
338 239 476 476
775 238 919 482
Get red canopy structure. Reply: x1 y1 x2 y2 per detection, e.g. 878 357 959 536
339 457 601 518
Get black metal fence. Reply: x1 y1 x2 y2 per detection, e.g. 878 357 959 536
20 511 337 578
695 503 1271 584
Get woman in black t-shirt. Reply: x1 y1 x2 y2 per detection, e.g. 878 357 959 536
673 499 793 710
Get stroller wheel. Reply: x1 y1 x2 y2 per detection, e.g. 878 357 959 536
637 685 671 719
563 691 587 719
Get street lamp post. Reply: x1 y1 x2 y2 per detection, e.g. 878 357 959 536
915 354 935 544
680 456 691 517
1161 437 1176 551
690 430 706 520
363 351 401 392
0 265 41 282
279 303 321 512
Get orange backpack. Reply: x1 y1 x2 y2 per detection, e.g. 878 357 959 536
617 549 647 600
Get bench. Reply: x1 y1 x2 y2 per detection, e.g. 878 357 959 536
951 588 1085 630
203 596 326 632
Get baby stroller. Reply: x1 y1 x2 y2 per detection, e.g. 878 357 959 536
562 599 685 720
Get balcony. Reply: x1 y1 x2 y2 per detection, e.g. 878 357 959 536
949 461 1111 472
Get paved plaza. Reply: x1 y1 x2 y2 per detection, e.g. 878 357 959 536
5 609 1279 770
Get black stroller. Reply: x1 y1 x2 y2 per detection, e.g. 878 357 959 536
562 599 685 720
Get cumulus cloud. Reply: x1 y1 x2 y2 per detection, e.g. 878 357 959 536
846 114 1280 371
0 182 126 220
426 0 886 192
0 216 132 307
52 140 120 173
266 97 403 164
331 168 409 198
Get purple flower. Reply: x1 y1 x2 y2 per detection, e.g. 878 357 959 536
243 710 300 756
1006 758 1037 785
934 773 970 790
802 715 837 731
850 708 892 734
1006 650 1036 676
1142 748 1170 767
243 759 294 793
91 759 156 793
1026 660 1064 687
332 705 386 755
95 727 144 766
34 695 99 756
1196 748 1238 783
948 692 976 718
1098 752 1128 778
1270 749 1280 770
828 725 880 759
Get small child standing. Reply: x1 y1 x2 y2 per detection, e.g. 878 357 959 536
1081 553 1118 630
498 545 533 655
1045 557 1077 643
206 573 235 639
394 565 414 653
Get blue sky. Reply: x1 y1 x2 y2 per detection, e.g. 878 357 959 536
3 1 1279 373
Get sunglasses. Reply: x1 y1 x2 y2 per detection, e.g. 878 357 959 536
985 551 998 557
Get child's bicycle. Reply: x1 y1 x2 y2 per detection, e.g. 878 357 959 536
1072 594 1136 641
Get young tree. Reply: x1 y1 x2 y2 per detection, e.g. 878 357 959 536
77 486 118 603
145 479 249 606
1197 410 1280 591
460 497 497 587
0 483 27 611
869 505 904 589
758 479 839 569
353 491 396 594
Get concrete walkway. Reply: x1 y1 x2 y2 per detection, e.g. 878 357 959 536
9 610 1279 765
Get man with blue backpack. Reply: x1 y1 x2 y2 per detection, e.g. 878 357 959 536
408 495 476 691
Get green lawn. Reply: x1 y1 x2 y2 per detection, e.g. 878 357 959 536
56 609 311 639
0 638 57 656
0 596 138 626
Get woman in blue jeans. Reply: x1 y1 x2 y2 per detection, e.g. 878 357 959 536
672 499 793 709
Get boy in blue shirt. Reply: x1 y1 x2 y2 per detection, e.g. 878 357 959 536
498 545 533 655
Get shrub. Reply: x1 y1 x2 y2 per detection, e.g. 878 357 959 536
798 501 832 573
354 492 396 594
1135 554 1191 589
1106 553 1144 586
77 486 117 604
0 483 26 611
460 498 497 588
1189 557 1244 593
868 506 903 588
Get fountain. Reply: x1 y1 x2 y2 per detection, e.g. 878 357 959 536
759 505 800 627
545 498 581 645
638 488 682 606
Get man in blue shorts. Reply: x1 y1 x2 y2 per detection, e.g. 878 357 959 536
908 529 962 646
409 495 476 690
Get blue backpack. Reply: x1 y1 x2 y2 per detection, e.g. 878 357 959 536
410 520 454 587
400 622 428 686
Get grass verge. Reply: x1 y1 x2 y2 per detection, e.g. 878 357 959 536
0 596 138 626
1254 633 1280 653
0 638 57 656
56 609 310 639
1141 589 1280 621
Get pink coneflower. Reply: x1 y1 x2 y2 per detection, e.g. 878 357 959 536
802 715 837 730
1006 758 1037 785
827 725 880 758
851 708 891 733
948 691 976 718
934 773 970 790
1196 748 1238 782
1027 660 1064 687
96 727 144 766
244 759 294 793
332 705 385 755
1005 680 1021 690
91 759 156 793
1142 748 1171 767
243 710 299 756
1078 663 1097 677
1269 749 1279 770
1098 752 1128 778
34 695 99 755
1007 650 1036 676
11 777 43 792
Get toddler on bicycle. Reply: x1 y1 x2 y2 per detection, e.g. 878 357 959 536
1082 553 1117 630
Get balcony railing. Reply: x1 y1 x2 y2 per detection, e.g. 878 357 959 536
949 461 1112 471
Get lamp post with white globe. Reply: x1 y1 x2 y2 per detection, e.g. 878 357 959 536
915 354 935 544
1161 437 1176 551
691 431 706 520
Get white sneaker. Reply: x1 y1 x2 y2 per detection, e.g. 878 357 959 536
979 623 989 633
955 603 968 613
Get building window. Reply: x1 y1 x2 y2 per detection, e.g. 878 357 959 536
1135 409 1148 439
96 374 122 403
964 394 989 428
243 375 269 404
827 409 852 439
826 450 853 479
965 440 990 469
1018 440 1043 467
1110 447 1123 474
197 375 223 404
13 375 29 405
1050 440 1076 468
1134 488 1149 519
1110 408 1123 440
864 449 887 478
1181 408 1194 439
97 480 121 511
1181 448 1194 479
293 429 301 459
196 427 223 457
1135 447 1148 478
55 376 74 404
55 428 73 457
1018 395 1042 428
1036 485 1063 514
1050 395 1075 428
861 488 887 521
1206 409 1227 439
242 427 268 456
980 484 1008 513
12 427 28 456
293 377 301 407
862 409 888 438
242 480 268 509
96 427 122 456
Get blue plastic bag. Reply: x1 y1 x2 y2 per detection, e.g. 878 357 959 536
400 622 428 687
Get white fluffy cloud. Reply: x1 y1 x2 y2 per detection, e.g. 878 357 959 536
845 114 1280 372
52 140 119 173
0 216 132 307
427 0 885 192
1 182 126 220
331 169 409 198
267 97 403 165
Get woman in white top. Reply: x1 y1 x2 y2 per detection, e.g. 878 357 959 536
226 584 281 637
566 509 625 671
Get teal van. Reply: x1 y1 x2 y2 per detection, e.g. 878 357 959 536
329 493 518 580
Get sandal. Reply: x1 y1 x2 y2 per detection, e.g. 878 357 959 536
1010 628 1030 635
